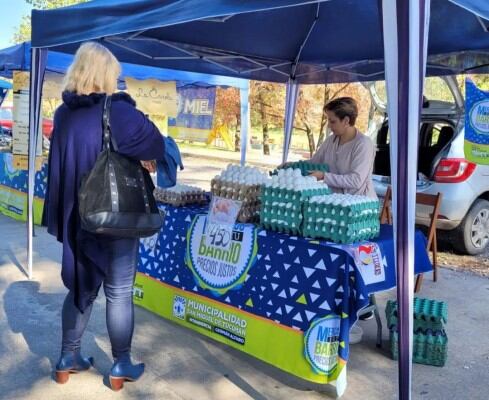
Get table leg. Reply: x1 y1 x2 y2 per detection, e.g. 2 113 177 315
335 366 347 398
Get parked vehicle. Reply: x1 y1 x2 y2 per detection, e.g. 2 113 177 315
368 76 489 255
0 105 53 138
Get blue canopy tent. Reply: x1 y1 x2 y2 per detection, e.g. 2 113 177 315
0 41 250 162
0 79 12 106
0 41 250 90
30 1 489 398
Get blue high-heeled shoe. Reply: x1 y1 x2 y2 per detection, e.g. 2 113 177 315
109 357 145 391
55 351 94 384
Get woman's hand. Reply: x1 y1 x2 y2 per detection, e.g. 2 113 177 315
141 160 156 173
309 170 325 181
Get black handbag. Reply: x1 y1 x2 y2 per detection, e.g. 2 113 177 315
78 95 164 237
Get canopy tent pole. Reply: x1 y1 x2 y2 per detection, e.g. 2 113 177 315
239 81 250 166
282 78 299 164
27 47 47 279
381 0 431 399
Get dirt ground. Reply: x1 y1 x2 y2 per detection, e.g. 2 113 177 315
437 233 489 277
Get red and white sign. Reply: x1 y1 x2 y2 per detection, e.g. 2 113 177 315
355 243 385 285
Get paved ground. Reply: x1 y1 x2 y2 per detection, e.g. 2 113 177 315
1 209 489 400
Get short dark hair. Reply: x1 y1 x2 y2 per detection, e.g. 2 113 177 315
324 97 358 126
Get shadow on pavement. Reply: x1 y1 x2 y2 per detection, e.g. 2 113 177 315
1 281 111 398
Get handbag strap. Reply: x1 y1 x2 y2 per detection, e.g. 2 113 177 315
103 95 119 152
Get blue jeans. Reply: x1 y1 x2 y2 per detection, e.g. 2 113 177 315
61 237 139 360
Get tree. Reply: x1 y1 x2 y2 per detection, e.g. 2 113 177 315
214 87 241 151
12 0 89 43
294 85 324 157
250 81 285 155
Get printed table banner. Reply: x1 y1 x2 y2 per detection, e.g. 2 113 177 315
168 86 216 142
0 152 47 223
135 204 433 386
465 79 489 165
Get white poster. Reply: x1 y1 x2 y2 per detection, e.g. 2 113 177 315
12 71 42 157
125 77 178 117
353 243 385 285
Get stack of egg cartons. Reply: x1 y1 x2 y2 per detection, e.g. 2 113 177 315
303 194 380 243
210 164 269 223
154 184 207 207
273 160 329 176
260 168 331 235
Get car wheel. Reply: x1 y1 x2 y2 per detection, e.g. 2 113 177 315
453 199 489 255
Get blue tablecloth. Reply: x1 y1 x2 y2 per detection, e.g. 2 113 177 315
138 203 432 369
0 152 47 198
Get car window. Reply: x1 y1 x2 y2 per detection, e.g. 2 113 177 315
426 123 454 148
371 76 458 107
0 108 12 120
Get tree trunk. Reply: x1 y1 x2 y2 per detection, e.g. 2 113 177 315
259 98 270 155
317 85 331 148
234 113 241 152
367 98 376 133
306 126 315 158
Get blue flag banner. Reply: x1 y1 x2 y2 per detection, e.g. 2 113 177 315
465 79 489 165
168 86 216 142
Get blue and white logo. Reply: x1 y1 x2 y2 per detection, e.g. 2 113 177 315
469 100 489 135
173 295 187 320
304 315 341 376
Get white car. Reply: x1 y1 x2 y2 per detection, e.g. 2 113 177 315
369 76 489 255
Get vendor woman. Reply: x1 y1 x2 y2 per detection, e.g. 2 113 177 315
308 97 377 198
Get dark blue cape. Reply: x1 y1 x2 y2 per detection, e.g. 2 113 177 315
43 91 165 311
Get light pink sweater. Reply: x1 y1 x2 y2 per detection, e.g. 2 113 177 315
310 131 377 198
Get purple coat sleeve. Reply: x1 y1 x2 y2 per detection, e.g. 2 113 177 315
109 100 165 161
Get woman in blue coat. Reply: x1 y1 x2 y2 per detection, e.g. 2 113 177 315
43 42 165 390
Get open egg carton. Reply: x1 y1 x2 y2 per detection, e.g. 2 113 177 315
302 193 380 243
272 160 329 176
210 164 269 223
260 168 331 235
154 184 207 207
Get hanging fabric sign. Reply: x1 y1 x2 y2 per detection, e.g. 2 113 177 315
465 79 489 165
125 77 178 117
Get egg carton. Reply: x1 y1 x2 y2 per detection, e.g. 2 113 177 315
272 160 329 176
303 220 380 244
210 178 263 223
154 185 207 207
389 330 447 367
308 194 380 222
386 297 448 333
216 164 269 186
302 194 380 243
259 185 331 235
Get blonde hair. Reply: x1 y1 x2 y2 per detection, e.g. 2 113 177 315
63 42 121 95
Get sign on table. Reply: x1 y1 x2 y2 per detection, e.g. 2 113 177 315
205 196 242 250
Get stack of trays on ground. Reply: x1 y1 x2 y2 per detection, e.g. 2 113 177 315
273 160 329 176
302 193 380 243
260 168 331 235
386 297 448 367
154 184 207 207
210 164 269 223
